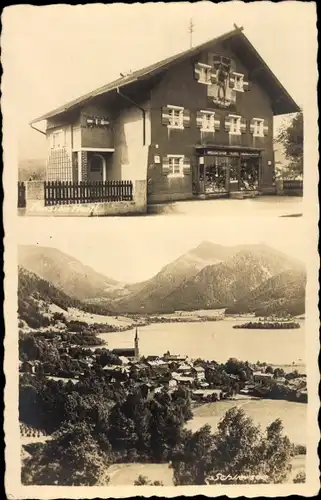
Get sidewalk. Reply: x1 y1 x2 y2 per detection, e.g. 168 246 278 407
147 196 303 218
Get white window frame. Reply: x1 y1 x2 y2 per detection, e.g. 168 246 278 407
233 72 244 92
252 117 265 138
167 105 184 130
167 154 184 178
198 63 212 85
200 110 215 132
229 115 241 135
51 129 66 149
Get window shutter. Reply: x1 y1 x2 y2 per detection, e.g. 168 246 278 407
196 111 203 128
263 121 269 136
210 71 218 84
240 118 247 133
228 75 235 88
183 157 191 175
208 85 217 97
250 118 256 134
230 90 237 104
161 107 171 125
243 81 251 92
194 63 201 81
214 114 220 131
162 157 170 175
224 115 231 132
183 109 190 128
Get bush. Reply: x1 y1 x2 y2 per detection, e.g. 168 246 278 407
293 471 306 483
134 475 164 486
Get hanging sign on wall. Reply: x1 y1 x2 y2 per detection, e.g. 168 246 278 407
85 116 110 127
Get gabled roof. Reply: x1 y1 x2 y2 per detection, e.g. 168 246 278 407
30 26 299 124
192 365 205 372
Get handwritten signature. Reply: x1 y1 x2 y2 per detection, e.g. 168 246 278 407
206 473 269 483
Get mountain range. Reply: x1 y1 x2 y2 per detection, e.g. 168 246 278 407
18 242 306 318
18 245 125 301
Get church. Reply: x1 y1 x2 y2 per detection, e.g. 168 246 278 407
111 328 140 361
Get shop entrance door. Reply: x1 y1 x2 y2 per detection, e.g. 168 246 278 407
239 156 260 191
227 157 240 192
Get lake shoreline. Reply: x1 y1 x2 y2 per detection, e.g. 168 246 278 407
96 316 305 368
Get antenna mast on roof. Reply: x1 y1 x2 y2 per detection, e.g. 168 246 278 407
188 18 195 48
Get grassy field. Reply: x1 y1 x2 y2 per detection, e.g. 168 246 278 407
186 398 307 446
104 457 304 486
106 463 174 486
65 308 136 328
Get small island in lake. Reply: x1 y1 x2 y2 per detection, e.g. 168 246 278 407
233 319 301 330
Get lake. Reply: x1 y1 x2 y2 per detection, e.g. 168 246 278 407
98 316 306 366
97 317 307 448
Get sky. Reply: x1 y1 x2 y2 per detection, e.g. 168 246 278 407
17 216 308 283
3 2 316 161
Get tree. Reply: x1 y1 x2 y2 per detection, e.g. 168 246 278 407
275 112 303 179
170 425 216 485
273 367 285 379
170 407 293 485
21 422 110 486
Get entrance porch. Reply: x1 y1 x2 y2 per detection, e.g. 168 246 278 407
193 145 263 199
72 148 115 183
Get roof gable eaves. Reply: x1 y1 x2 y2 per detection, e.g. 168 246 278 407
29 27 243 125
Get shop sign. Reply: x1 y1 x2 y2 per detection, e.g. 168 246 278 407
201 150 260 157
205 150 240 157
206 150 228 156
240 152 260 157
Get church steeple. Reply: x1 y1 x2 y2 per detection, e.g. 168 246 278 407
134 327 140 361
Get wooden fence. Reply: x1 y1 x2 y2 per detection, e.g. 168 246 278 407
44 180 134 206
283 179 303 196
18 182 26 208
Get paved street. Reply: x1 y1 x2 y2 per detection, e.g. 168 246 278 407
147 196 303 218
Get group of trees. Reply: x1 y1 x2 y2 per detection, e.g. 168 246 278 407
19 369 131 434
275 111 303 179
20 373 193 485
19 333 61 363
192 358 252 393
21 422 111 486
19 330 103 362
19 348 307 486
170 407 294 485
107 387 192 462
20 359 305 487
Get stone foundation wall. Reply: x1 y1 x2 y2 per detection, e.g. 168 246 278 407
275 179 303 196
21 180 147 217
